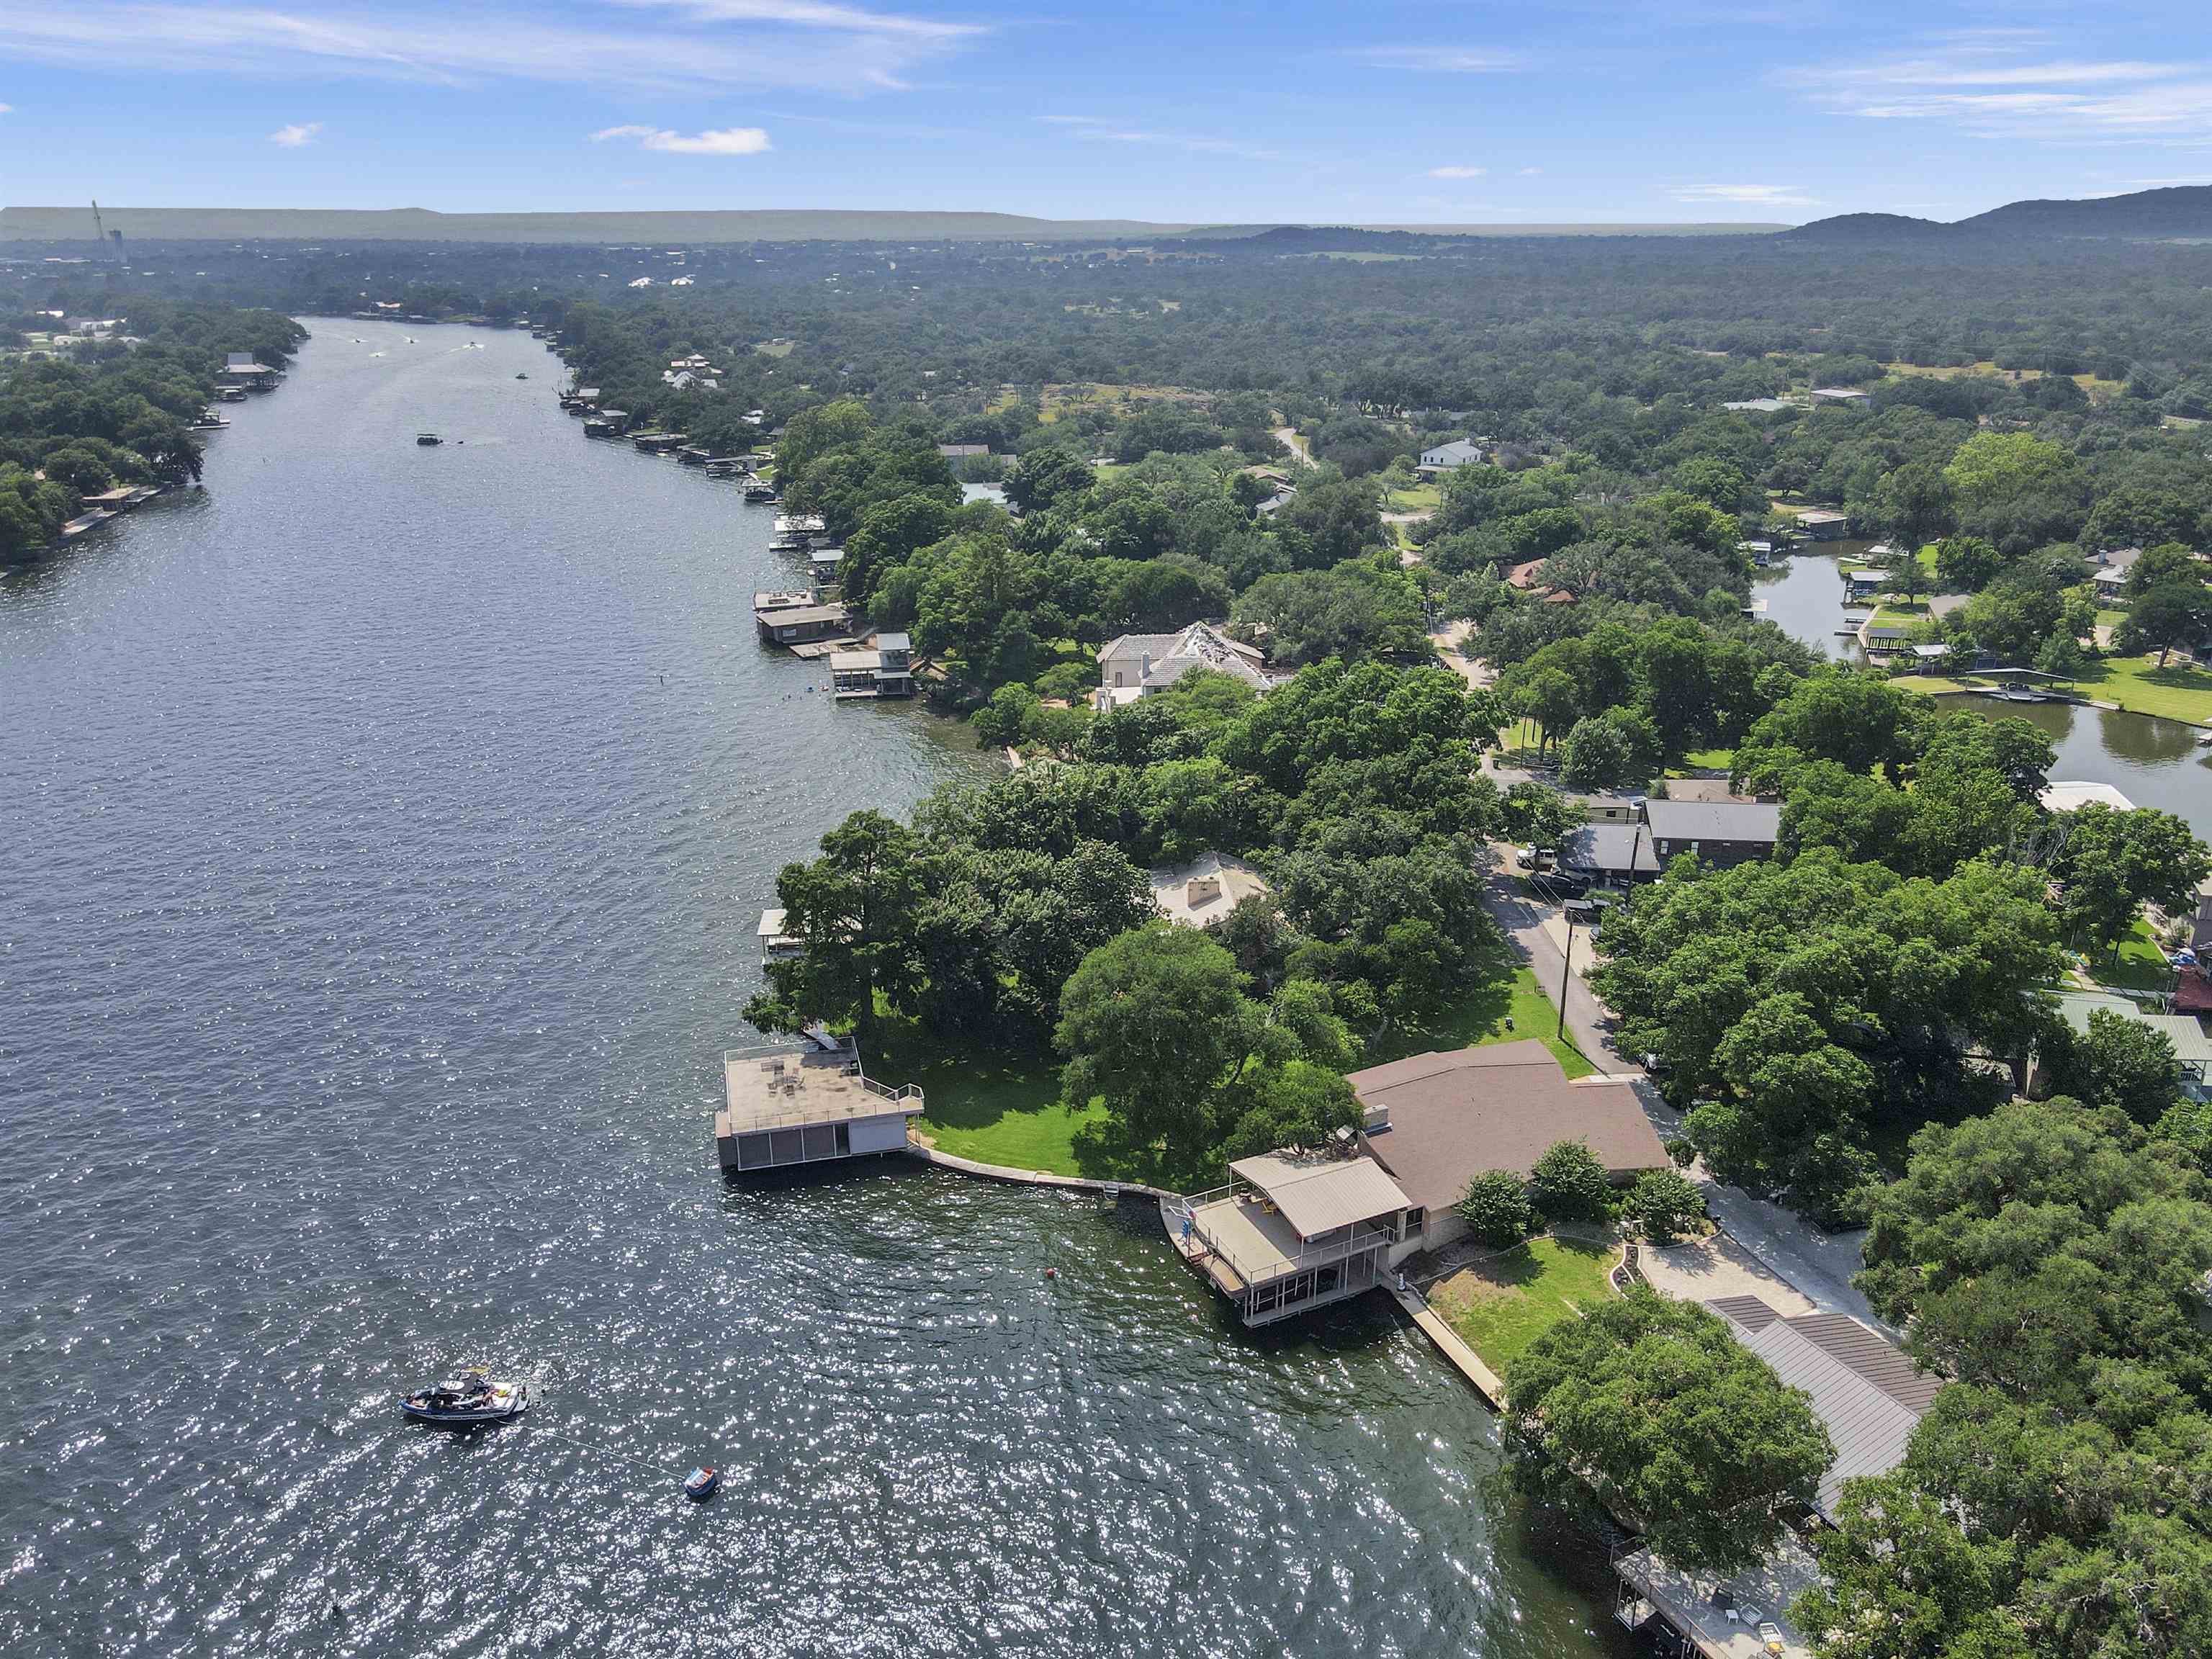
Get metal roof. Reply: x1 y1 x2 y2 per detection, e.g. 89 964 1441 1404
1227 1154 1409 1239
1709 1297 1940 1521
1642 799 1781 845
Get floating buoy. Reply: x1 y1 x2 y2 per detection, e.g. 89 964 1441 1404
1044 1267 1058 1280
684 1467 719 1501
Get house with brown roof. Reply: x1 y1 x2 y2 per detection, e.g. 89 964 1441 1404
1347 1040 1670 1258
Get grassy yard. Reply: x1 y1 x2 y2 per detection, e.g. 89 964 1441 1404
1368 964 1596 1079
1382 480 1443 515
1673 747 1735 772
2082 916 2175 993
1429 1235 1618 1375
2069 655 2212 725
863 1006 1115 1177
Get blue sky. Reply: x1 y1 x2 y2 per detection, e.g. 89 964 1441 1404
5 1 2212 224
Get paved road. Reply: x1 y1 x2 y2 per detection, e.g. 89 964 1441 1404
1478 857 1888 1328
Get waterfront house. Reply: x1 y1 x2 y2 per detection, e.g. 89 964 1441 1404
716 1035 922 1178
1349 1041 1669 1259
935 442 992 460
216 351 281 392
1179 1154 1413 1326
830 632 915 700
1842 567 1889 601
1094 621 1281 709
1149 851 1270 928
1640 799 1781 868
1614 1296 1941 1659
1791 507 1850 541
809 546 845 579
1417 439 1484 475
756 908 804 961
1808 387 1872 408
753 590 851 647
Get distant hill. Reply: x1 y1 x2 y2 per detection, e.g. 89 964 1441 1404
0 204 1789 247
1959 186 2212 238
1780 212 1946 243
1790 186 2212 244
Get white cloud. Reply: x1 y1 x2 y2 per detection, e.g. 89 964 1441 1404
269 120 321 146
1352 45 1524 73
591 123 771 154
608 0 979 40
1781 37 2212 140
1673 184 1820 207
1035 114 1277 161
1428 165 1486 179
0 1 973 94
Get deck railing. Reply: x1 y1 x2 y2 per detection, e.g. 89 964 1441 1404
1187 1204 1398 1291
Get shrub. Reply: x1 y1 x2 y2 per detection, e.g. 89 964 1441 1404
1458 1169 1537 1248
1530 1138 1614 1223
1624 1168 1706 1244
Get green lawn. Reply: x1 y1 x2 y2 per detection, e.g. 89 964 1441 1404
1889 674 1966 693
863 1005 1116 1177
1431 1236 1618 1374
1674 747 1735 772
1382 481 1443 515
2084 917 2174 993
2071 655 2212 725
1368 964 1595 1079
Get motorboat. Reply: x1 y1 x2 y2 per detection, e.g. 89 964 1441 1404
683 1467 720 1501
416 432 443 446
401 1370 529 1426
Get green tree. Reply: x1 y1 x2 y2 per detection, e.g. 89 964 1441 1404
1856 1099 2212 1406
1056 925 1263 1169
2049 803 2212 951
1505 1289 1834 1576
1792 1475 2028 1659
1876 459 1956 555
1458 1169 1538 1247
2116 580 2212 667
1933 534 2004 592
2121 541 2203 598
1623 1166 1706 1244
1529 1138 1614 1223
745 810 925 1036
2056 1008 2185 1125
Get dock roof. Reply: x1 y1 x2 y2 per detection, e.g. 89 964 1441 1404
1227 1154 1409 1238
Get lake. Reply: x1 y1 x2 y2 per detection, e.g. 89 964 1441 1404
0 319 1627 1658
1755 550 2212 840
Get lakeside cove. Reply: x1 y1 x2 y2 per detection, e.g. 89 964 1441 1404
0 318 1637 1659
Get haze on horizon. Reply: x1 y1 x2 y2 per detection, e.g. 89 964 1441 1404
4 1 2211 227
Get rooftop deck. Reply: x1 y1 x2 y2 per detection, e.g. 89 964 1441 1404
1616 1535 1821 1659
721 1041 922 1135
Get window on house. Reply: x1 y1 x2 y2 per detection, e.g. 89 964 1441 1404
1402 1207 1426 1241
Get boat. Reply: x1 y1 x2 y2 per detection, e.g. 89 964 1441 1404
742 483 778 503
400 1370 529 1426
516 372 529 380
683 1467 719 1501
416 432 444 446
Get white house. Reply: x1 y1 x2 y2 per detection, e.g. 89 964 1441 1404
1094 621 1282 709
1418 439 1484 473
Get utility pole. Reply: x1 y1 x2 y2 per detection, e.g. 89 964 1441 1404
1557 910 1576 1042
